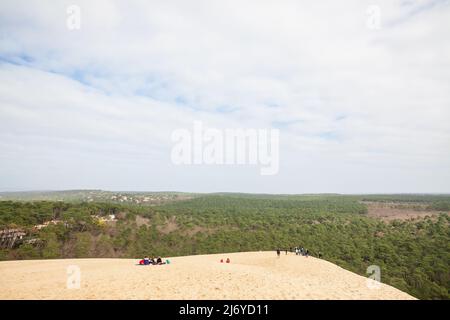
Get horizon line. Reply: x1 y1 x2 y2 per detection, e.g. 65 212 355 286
1 189 450 196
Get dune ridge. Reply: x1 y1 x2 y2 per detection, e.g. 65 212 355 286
0 251 415 300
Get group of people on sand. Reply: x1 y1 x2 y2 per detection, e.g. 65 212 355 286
276 247 322 259
294 247 309 257
140 256 166 265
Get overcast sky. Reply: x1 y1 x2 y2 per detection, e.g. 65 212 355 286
0 0 449 193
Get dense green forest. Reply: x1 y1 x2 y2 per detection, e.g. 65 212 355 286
0 194 449 300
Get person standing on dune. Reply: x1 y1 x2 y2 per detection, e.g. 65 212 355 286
276 249 281 258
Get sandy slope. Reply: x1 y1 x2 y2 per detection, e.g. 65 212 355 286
0 251 415 300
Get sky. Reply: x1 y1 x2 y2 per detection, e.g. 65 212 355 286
0 0 449 194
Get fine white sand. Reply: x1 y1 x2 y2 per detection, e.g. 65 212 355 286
0 251 415 300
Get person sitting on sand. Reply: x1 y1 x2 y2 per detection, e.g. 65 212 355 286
155 256 166 265
144 256 151 265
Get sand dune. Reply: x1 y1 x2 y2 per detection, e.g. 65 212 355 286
0 251 415 300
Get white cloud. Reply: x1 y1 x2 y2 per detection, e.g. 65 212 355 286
0 0 449 192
